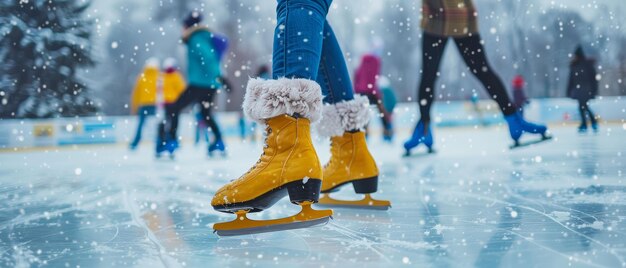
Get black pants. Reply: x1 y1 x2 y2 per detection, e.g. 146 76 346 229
417 32 516 122
578 100 596 126
159 85 222 142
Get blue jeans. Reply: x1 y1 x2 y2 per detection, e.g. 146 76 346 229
272 0 353 104
130 105 156 147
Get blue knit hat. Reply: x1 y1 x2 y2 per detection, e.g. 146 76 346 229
183 11 202 28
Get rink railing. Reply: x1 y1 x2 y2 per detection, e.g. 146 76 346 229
0 97 624 149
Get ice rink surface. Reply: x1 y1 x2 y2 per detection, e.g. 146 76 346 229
1 124 625 268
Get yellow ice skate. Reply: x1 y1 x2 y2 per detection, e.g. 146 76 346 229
211 78 332 236
315 96 391 210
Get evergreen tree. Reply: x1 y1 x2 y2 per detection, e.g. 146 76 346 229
0 0 97 118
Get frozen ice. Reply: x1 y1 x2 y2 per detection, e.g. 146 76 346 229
0 125 625 267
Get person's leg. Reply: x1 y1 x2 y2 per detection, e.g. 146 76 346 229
404 32 447 154
156 104 170 153
131 107 148 148
313 19 368 136
453 34 516 116
585 101 597 125
578 100 588 127
194 116 201 145
418 32 449 123
314 19 367 137
376 102 389 126
204 124 210 143
315 21 354 104
454 34 547 142
199 90 223 142
165 86 196 140
272 0 329 80
157 115 166 145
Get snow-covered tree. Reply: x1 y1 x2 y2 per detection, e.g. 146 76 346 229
0 0 97 118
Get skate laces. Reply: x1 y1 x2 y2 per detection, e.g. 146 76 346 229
324 140 335 168
324 138 341 168
243 125 272 175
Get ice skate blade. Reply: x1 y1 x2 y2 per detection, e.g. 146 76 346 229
208 151 228 158
213 201 333 237
510 135 553 149
403 149 436 158
155 153 175 161
316 194 391 210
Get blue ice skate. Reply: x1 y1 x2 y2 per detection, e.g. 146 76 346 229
155 138 168 158
591 123 599 133
163 139 179 159
578 123 588 133
208 139 226 157
403 120 434 157
383 123 394 143
505 111 551 149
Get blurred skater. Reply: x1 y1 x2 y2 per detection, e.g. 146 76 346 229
378 76 397 142
512 75 529 114
195 75 232 146
567 45 599 133
160 58 187 119
157 11 228 157
354 53 392 140
160 57 187 144
193 105 209 145
404 0 549 154
129 58 159 150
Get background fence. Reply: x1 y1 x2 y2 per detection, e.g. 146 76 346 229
1 97 623 149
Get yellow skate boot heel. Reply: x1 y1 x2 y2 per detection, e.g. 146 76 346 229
318 131 390 210
315 96 391 210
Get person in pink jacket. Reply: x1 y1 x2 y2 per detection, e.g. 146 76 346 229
354 53 392 138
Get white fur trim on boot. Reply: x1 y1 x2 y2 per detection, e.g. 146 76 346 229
243 78 323 124
316 95 371 137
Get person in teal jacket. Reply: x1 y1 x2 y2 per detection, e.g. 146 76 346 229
156 11 228 157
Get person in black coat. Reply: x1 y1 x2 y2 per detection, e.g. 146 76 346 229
567 45 599 132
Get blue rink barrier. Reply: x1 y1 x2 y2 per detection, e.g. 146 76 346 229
0 97 624 149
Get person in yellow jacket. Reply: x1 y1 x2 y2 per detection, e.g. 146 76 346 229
156 58 186 154
129 58 159 150
161 58 186 105
130 58 186 150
